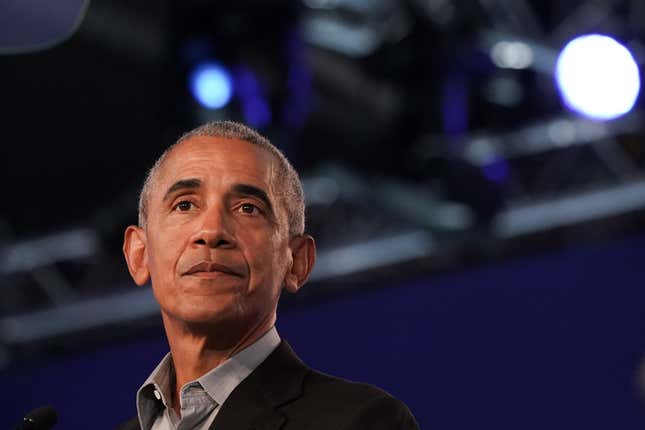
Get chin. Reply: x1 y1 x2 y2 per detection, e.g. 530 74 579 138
175 297 241 324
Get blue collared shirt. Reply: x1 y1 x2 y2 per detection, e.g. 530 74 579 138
136 327 281 430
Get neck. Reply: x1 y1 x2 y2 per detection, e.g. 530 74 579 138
161 313 276 416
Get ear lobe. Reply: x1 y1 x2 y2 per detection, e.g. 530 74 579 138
123 225 150 286
284 235 316 293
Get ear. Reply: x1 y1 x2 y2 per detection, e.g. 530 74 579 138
123 225 150 286
283 234 316 293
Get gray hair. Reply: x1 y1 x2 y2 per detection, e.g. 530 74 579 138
138 121 305 236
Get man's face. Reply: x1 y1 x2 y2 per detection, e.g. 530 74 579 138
131 136 294 331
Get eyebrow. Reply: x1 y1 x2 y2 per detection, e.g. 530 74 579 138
162 178 203 202
161 180 274 214
232 183 274 214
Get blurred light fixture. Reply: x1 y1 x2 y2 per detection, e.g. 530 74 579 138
490 41 534 69
233 66 271 128
482 158 509 183
303 0 340 8
301 0 411 57
547 119 576 146
422 0 455 26
0 0 89 54
483 75 524 107
189 61 234 109
555 34 640 120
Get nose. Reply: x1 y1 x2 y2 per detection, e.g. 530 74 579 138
191 205 236 249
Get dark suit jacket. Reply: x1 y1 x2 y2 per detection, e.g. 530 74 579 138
116 341 418 430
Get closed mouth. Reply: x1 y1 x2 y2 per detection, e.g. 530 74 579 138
182 261 242 277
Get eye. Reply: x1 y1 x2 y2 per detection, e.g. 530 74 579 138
239 203 259 214
174 201 194 211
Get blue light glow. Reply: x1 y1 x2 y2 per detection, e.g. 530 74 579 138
189 62 233 109
482 158 509 183
555 34 640 120
234 66 272 128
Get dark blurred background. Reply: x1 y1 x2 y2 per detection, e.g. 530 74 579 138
2 0 645 428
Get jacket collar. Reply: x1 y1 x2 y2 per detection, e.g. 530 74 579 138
209 340 309 430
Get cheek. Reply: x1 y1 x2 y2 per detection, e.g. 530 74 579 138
245 233 289 285
267 235 291 282
265 231 289 263
146 231 183 279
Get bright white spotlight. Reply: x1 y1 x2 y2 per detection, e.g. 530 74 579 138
490 41 534 69
189 62 233 109
555 34 640 120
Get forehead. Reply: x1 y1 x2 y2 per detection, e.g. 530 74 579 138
155 136 276 190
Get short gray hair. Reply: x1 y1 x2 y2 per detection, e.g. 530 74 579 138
138 121 305 236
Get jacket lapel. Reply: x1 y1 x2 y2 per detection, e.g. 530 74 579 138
209 341 309 430
114 416 140 430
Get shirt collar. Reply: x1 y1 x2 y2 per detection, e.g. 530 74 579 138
136 353 172 430
197 326 280 406
136 327 281 430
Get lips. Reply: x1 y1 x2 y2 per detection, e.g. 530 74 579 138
182 261 243 277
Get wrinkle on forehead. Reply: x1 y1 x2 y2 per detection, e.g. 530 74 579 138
151 137 289 231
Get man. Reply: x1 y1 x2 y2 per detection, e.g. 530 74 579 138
119 121 418 430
